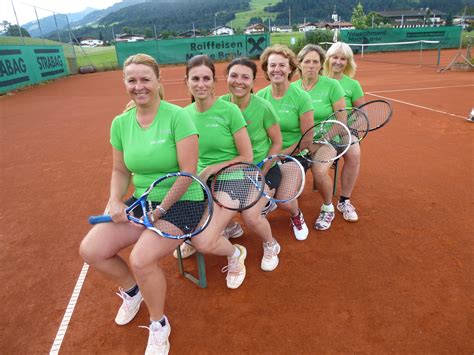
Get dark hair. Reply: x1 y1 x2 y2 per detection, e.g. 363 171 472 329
185 54 216 79
225 57 257 80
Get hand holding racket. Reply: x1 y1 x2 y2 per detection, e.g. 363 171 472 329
89 172 213 240
209 162 265 211
357 99 393 132
291 119 352 164
256 154 306 203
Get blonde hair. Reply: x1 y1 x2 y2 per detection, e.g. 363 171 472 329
323 42 357 78
123 53 164 111
260 44 299 81
297 44 326 76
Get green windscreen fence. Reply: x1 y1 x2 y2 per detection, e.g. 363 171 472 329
0 45 69 94
115 34 270 66
339 26 462 50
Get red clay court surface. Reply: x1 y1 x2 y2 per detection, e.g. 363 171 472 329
1 49 473 354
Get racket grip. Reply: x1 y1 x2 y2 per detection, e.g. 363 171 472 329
88 215 113 224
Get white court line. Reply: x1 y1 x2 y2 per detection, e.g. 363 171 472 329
366 92 468 120
49 263 89 354
370 84 474 94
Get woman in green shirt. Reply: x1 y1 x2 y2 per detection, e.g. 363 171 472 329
183 55 251 289
79 54 198 354
294 44 346 231
257 44 314 241
222 57 283 271
323 42 366 223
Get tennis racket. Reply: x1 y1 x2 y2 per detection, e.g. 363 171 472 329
357 99 393 132
256 154 305 203
210 162 265 211
291 119 352 164
88 172 213 240
331 107 369 143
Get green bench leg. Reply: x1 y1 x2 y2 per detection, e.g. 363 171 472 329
176 241 207 288
332 159 339 196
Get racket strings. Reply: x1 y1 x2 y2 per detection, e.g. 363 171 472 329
363 102 392 130
146 176 211 237
212 164 264 210
307 120 352 163
273 159 304 201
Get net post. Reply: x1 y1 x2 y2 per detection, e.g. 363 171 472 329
437 42 441 66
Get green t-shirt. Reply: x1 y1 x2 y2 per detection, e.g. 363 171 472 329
256 84 313 149
220 94 279 163
184 99 247 172
338 75 364 108
293 76 345 123
110 101 198 199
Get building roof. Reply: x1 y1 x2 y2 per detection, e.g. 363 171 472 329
377 9 446 17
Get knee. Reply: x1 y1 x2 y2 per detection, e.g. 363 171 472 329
79 237 101 265
129 250 156 280
242 214 260 230
192 236 218 254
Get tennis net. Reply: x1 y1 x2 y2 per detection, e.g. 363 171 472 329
320 40 441 67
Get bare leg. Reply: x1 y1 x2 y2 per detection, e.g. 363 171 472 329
79 223 143 289
340 143 361 198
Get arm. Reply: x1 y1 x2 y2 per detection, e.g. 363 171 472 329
353 96 365 108
199 127 253 180
261 123 283 174
107 148 132 222
281 109 314 155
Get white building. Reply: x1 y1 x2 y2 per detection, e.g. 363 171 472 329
244 23 266 34
271 25 292 33
115 34 145 42
80 38 103 47
298 22 318 32
211 25 234 36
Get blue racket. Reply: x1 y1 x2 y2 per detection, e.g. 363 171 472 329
88 172 213 240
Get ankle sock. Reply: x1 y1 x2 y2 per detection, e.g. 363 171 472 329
124 284 139 297
151 316 167 329
231 246 241 258
321 203 334 212
339 196 350 203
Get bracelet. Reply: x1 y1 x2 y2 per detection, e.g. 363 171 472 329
156 205 167 215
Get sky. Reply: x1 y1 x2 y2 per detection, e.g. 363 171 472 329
1 0 120 25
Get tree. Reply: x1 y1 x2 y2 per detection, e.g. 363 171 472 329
365 12 386 28
6 24 31 37
144 27 154 38
445 12 453 26
248 17 264 26
122 26 132 35
351 2 367 29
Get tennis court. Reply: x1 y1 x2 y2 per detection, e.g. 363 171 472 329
0 48 472 353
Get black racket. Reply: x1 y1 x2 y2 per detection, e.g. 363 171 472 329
357 99 393 132
210 162 265 211
291 119 352 164
89 172 213 240
331 107 369 143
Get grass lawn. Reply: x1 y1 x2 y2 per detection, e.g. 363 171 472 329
229 0 280 31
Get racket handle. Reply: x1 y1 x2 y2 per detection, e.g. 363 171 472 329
88 215 113 224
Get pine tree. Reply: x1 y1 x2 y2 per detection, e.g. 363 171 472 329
351 2 367 29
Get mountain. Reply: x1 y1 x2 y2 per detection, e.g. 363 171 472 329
22 7 96 37
70 0 149 28
40 0 470 41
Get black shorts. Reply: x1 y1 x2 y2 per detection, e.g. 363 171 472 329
292 155 311 172
125 197 206 235
265 163 281 190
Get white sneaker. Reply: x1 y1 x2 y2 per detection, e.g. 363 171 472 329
222 244 247 289
222 222 244 239
290 210 309 241
115 288 143 325
337 200 359 222
141 316 171 355
261 240 281 271
261 200 277 217
314 205 335 231
172 241 196 259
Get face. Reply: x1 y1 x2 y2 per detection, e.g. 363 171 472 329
329 51 348 75
227 64 254 99
186 64 215 101
123 63 160 106
267 53 291 84
300 50 321 79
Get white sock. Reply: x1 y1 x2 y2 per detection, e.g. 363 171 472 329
231 246 241 258
321 203 334 212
